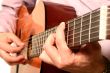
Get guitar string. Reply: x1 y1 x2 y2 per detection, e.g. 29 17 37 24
25 31 100 49
21 7 110 55
23 21 103 56
20 19 99 46
27 34 100 57
28 21 110 56
20 4 110 45
22 18 100 46
26 20 105 57
21 10 101 45
23 27 100 55
19 7 109 56
28 27 102 57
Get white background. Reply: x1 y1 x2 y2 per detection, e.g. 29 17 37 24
0 1 11 73
0 58 10 73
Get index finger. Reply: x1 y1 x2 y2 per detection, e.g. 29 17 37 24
0 42 24 53
0 49 25 64
56 22 72 57
8 33 24 47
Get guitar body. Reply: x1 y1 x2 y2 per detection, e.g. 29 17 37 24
16 0 45 73
16 0 77 73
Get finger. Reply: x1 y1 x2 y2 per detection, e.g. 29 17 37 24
39 50 53 65
43 34 61 64
56 22 72 58
0 42 24 53
8 33 24 47
0 49 25 65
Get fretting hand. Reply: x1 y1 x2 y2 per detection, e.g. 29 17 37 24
40 22 105 73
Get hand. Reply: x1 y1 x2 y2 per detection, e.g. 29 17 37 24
40 22 105 73
0 32 25 65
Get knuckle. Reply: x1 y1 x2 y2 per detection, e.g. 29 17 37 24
57 63 64 69
56 59 73 69
10 48 18 53
8 61 15 65
15 48 22 52
56 61 65 69
6 59 14 64
43 45 46 50
9 48 14 53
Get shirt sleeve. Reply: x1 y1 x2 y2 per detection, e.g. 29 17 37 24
0 0 23 33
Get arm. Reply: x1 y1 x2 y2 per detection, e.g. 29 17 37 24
40 22 106 73
0 0 25 65
0 0 23 33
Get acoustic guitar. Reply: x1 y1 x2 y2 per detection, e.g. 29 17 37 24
16 0 110 72
15 0 45 72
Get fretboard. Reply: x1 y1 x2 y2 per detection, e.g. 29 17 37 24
26 6 110 59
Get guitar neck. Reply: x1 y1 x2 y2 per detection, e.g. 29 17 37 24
27 6 110 59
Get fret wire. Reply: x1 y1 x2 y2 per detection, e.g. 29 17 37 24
73 19 75 46
67 20 75 46
89 12 92 42
69 15 99 29
67 21 100 37
30 46 43 58
32 26 56 41
66 21 69 44
68 36 99 47
29 27 57 57
91 13 100 18
73 18 76 46
80 16 82 44
67 23 99 40
70 19 99 32
107 7 110 36
68 33 99 48
68 34 74 38
69 30 99 40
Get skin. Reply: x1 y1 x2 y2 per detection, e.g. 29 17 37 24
0 32 25 65
0 22 106 73
39 22 105 73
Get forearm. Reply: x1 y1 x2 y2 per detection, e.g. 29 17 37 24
0 0 23 33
